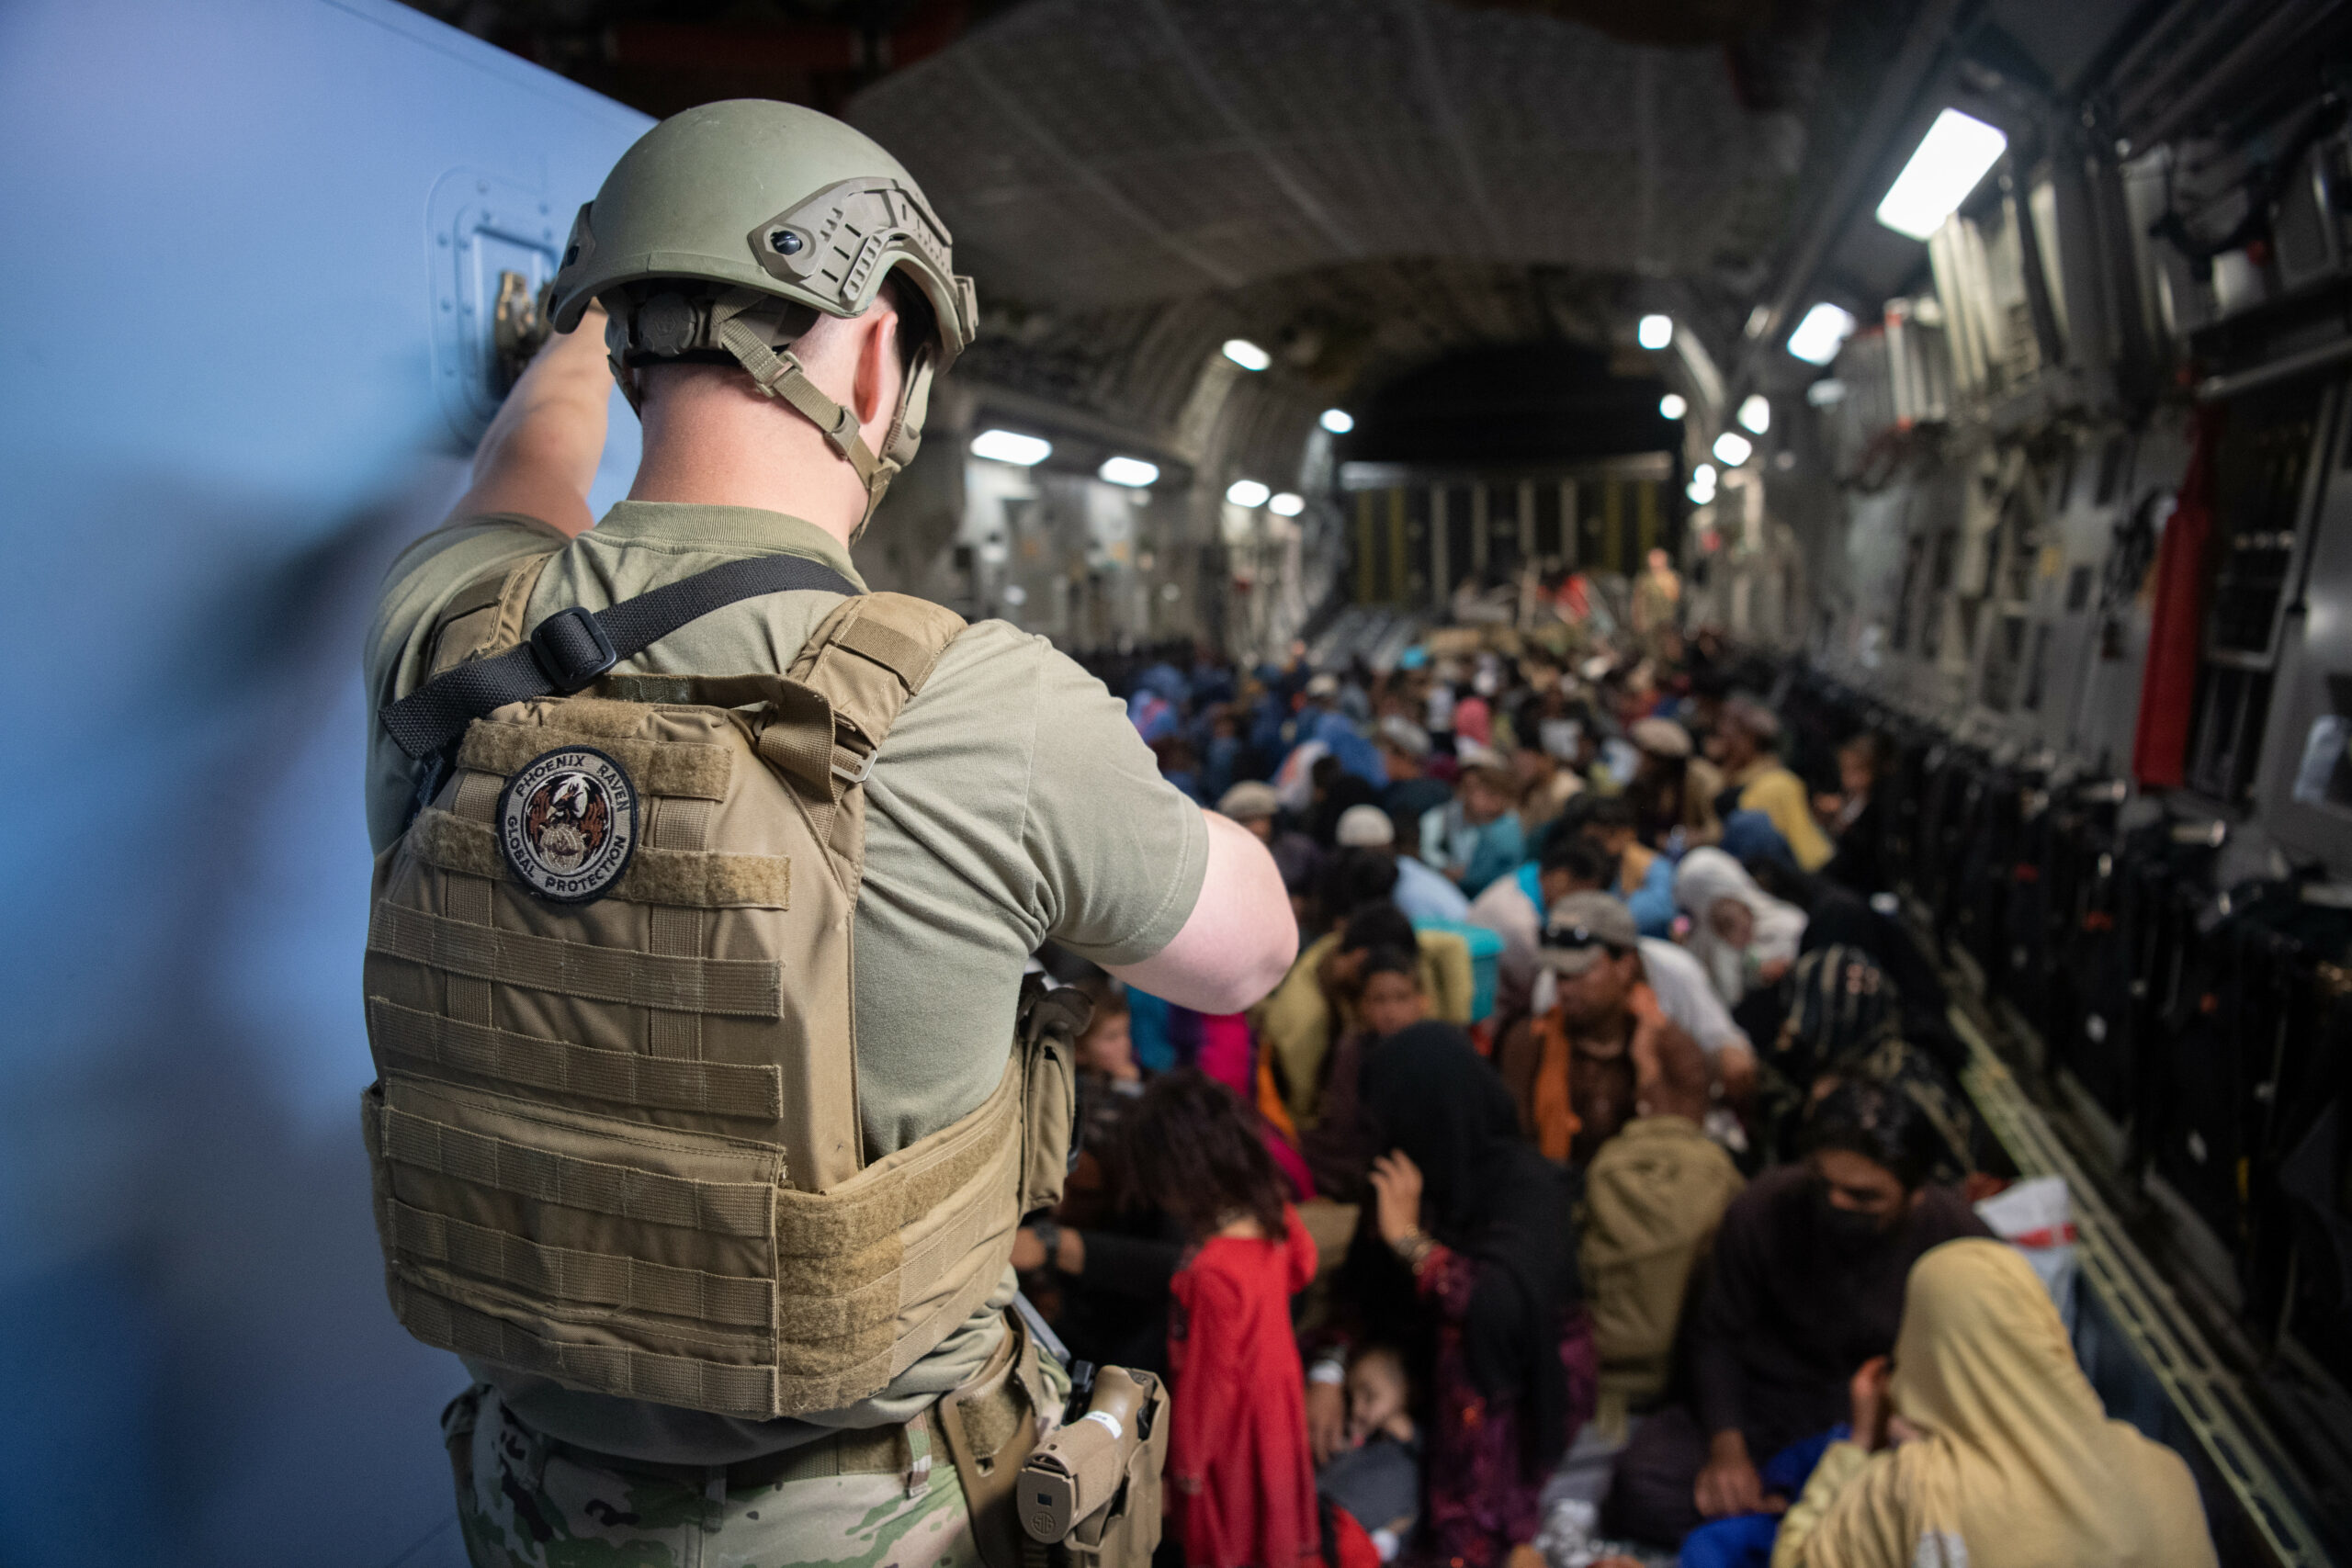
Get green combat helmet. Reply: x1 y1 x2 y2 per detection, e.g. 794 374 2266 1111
545 99 978 535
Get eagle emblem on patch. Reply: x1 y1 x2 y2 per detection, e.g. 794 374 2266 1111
497 746 639 904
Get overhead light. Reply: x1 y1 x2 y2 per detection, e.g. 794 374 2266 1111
1637 314 1673 350
1099 456 1160 487
1226 479 1272 507
1786 302 1857 366
1319 408 1355 434
1686 479 1715 504
1806 378 1849 406
970 428 1051 467
1659 392 1688 420
1713 431 1754 467
1221 338 1272 371
1737 394 1771 434
1692 463 1715 487
1876 107 2008 241
1269 491 1306 516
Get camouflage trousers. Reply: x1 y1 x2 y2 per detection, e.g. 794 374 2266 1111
444 1383 983 1568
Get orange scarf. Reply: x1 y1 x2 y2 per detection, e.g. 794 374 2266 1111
1532 985 1665 1163
1531 1010 1582 1164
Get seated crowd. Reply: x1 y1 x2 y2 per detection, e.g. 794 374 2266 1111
1024 610 2217 1568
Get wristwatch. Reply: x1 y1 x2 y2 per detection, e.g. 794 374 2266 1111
1029 1218 1063 1271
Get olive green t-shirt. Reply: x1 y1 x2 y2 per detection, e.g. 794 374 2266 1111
363 500 1208 1462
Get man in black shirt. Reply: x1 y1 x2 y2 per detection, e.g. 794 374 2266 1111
1604 1079 1993 1545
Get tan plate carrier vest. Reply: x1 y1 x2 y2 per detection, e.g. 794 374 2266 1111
362 557 1081 1419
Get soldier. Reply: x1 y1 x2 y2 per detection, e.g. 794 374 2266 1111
361 100 1295 1568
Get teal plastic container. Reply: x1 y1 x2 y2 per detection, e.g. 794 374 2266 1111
1414 917 1508 1022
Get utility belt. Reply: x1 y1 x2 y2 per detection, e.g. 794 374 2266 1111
514 1303 1170 1568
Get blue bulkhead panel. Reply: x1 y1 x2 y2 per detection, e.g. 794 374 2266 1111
0 3 648 1563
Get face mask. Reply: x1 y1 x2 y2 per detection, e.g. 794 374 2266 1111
1540 719 1581 761
1812 1181 1889 1254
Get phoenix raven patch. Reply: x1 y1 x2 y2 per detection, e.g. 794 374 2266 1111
497 746 639 903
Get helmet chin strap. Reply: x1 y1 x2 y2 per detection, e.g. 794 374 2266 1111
604 292 929 546
713 311 922 547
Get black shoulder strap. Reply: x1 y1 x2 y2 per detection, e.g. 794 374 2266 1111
380 551 861 761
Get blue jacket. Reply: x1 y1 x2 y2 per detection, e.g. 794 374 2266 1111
1617 851 1679 938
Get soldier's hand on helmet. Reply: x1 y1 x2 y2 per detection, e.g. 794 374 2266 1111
457 301 611 538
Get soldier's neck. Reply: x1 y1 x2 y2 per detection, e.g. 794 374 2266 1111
629 379 865 551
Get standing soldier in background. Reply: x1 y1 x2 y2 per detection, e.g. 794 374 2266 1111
360 100 1295 1568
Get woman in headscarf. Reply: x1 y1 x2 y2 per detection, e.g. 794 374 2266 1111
1306 1025 1596 1568
1753 946 1976 1182
1796 893 1960 1072
1676 847 1809 1007
1770 1238 2216 1568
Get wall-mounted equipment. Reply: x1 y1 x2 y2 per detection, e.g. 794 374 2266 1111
427 167 568 443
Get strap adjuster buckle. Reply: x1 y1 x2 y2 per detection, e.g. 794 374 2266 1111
831 746 878 785
529 606 619 693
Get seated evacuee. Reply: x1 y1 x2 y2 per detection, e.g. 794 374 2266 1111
1254 902 1475 1140
1604 1079 1993 1548
1510 714 1586 852
1770 1239 2216 1568
1377 716 1455 826
1469 838 1756 1101
1316 1344 1423 1562
1014 987 1186 1377
1335 801 1472 922
1220 778 1324 935
1813 732 1890 897
1626 716 1723 851
1756 945 1976 1183
1493 892 1713 1168
1311 751 1385 849
1677 846 1807 1009
1708 697 1832 872
1299 949 1434 1201
1311 1028 1596 1568
1420 750 1526 897
1574 794 1678 937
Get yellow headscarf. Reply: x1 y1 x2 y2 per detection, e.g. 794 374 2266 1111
1777 1238 2215 1568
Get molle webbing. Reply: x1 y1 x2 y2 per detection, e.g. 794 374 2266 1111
368 901 784 1017
378 1100 775 1236
385 1200 775 1327
368 997 784 1120
458 721 734 798
408 807 790 909
371 1059 1023 1419
397 1287 782 1416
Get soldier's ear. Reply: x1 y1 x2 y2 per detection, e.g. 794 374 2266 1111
851 305 900 428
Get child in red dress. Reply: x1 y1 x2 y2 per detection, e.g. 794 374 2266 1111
1131 1070 1321 1568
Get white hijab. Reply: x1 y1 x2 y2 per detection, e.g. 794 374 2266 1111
1675 846 1806 1003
